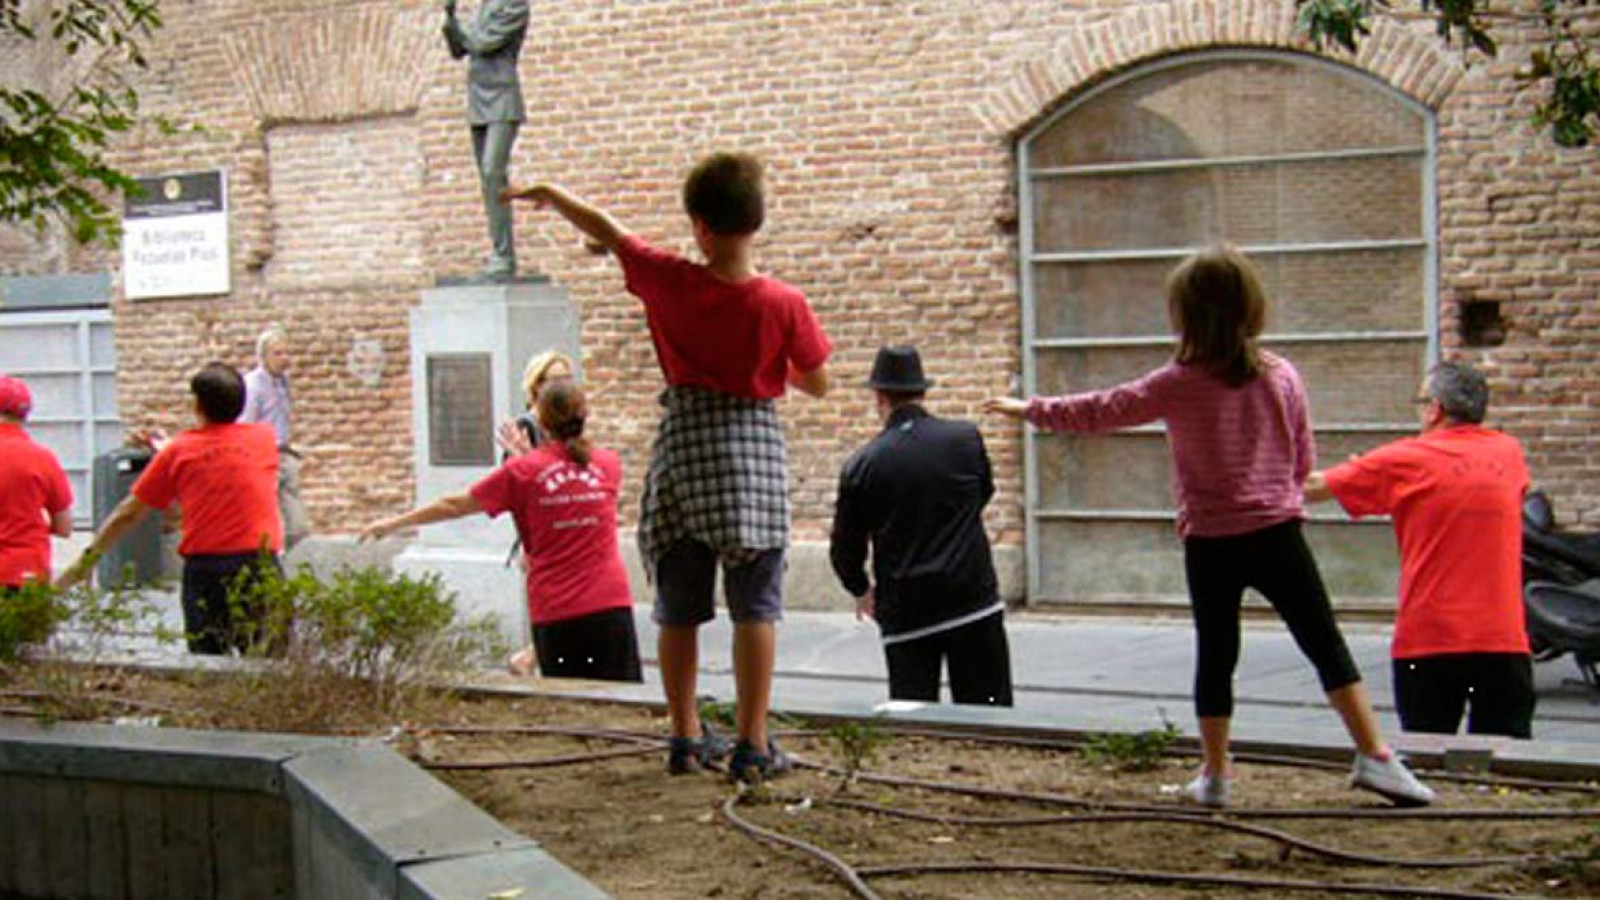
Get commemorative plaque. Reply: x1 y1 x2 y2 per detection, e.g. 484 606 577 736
426 353 494 466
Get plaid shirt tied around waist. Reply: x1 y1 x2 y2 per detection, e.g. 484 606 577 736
638 385 789 577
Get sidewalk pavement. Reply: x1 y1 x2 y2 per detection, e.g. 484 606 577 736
632 607 1600 748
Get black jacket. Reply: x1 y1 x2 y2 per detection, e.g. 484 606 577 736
829 405 999 638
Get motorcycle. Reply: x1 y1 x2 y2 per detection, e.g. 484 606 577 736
1522 489 1600 693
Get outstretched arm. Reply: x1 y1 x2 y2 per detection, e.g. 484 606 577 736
502 184 629 252
360 493 483 542
1302 471 1334 504
56 496 151 588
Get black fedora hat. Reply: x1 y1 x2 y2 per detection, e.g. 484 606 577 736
866 345 933 391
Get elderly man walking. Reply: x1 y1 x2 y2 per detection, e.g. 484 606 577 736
241 328 309 551
1306 362 1535 738
829 346 1013 706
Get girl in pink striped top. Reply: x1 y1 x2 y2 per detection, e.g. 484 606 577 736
987 245 1433 808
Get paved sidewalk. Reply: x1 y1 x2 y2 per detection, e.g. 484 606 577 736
632 608 1600 747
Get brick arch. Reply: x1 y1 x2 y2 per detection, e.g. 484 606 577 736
222 7 433 125
975 0 1464 138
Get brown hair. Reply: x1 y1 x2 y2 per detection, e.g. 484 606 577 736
1167 244 1267 386
683 152 764 236
536 380 591 467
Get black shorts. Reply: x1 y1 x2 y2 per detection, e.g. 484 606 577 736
532 607 643 683
1392 653 1536 739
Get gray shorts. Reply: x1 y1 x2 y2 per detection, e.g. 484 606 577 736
652 541 785 627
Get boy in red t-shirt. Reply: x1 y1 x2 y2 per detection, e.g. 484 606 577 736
0 376 74 592
361 382 642 682
505 153 831 782
1306 362 1535 738
59 364 281 655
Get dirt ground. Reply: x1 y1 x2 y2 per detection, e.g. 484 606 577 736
4 671 1598 899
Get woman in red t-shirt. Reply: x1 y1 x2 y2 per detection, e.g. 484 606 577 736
361 382 641 682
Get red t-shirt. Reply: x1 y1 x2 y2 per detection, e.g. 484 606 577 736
0 423 73 587
615 235 831 399
132 423 282 556
1323 425 1530 659
470 443 633 625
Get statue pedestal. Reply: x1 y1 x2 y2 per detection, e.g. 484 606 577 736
392 279 581 649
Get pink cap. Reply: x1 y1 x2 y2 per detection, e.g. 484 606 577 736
0 375 32 420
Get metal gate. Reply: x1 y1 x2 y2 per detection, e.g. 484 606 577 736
0 308 122 526
1017 51 1436 609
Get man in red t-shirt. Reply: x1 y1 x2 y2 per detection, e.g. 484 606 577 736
1306 362 1534 737
0 376 73 591
505 153 831 782
59 363 281 655
361 382 642 682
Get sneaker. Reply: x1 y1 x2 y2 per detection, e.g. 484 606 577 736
1179 771 1231 809
1351 752 1435 807
728 739 792 785
666 723 730 775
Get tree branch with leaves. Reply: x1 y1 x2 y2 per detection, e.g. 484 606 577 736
0 0 166 244
1298 0 1600 147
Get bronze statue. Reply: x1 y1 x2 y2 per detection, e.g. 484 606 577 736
443 0 530 283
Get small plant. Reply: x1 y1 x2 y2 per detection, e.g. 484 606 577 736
829 719 890 780
1080 720 1181 773
699 697 738 730
0 581 69 665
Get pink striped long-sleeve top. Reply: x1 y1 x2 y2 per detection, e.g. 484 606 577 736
1025 352 1314 539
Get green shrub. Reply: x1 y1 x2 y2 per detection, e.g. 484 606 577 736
214 561 504 728
0 581 69 664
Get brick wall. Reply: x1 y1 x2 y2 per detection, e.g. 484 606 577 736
3 0 1599 550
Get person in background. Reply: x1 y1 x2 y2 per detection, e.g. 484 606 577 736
830 345 1012 707
0 375 73 595
1306 362 1535 738
496 347 577 676
504 151 831 783
496 348 576 458
241 327 310 552
59 364 281 655
361 381 642 683
986 245 1433 808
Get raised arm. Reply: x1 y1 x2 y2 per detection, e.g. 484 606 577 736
503 183 629 252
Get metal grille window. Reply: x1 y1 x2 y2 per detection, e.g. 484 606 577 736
0 310 122 526
1018 52 1436 607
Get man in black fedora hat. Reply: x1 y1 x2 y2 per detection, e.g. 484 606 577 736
829 346 1013 706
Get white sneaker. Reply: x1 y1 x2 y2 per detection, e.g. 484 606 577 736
1180 771 1231 808
1351 753 1435 807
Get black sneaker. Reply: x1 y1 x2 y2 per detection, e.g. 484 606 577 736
666 723 729 775
728 739 792 785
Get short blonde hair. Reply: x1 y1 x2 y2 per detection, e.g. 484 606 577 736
520 349 575 405
256 326 287 360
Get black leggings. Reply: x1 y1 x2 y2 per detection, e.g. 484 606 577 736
1184 520 1361 718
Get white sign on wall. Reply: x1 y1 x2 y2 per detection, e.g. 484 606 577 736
121 170 230 300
